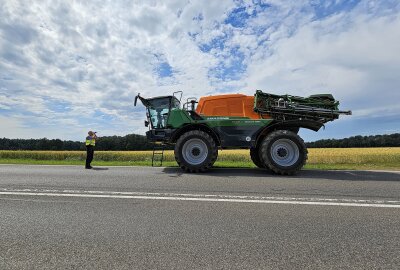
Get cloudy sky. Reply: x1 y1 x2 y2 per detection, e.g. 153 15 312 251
0 0 399 142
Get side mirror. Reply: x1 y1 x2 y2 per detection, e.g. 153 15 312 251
134 93 140 106
144 120 149 127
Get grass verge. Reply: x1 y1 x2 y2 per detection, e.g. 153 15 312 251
0 148 399 171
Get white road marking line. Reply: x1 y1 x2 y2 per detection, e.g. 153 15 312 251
1 188 400 204
0 197 88 204
0 189 400 208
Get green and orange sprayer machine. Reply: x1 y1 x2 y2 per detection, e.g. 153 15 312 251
134 90 351 175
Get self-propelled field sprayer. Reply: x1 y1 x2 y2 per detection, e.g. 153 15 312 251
134 90 351 175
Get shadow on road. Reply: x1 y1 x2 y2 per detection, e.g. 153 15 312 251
91 167 109 171
162 167 400 181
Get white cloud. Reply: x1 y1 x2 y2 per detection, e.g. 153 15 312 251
0 116 29 138
0 0 399 141
243 5 400 110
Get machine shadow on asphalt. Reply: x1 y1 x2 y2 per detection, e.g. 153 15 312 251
162 167 400 181
90 167 109 171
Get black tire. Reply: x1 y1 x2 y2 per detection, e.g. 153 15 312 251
174 130 218 173
260 130 307 175
250 147 266 169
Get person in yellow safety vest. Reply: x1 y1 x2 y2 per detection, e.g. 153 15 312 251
85 131 97 169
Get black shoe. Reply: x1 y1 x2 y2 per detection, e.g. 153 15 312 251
85 166 93 169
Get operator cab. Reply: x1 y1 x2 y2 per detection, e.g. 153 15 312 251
135 94 180 129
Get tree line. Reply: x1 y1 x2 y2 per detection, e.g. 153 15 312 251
0 134 155 151
306 133 400 148
0 133 399 150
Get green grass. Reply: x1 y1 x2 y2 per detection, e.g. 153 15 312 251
304 163 400 171
0 158 251 168
0 158 399 171
0 149 399 171
0 158 177 167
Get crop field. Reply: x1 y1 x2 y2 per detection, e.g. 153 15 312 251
0 148 399 170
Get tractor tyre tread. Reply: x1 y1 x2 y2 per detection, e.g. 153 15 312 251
250 147 266 169
260 130 308 175
174 130 218 173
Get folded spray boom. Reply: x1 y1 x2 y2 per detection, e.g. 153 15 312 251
254 90 352 123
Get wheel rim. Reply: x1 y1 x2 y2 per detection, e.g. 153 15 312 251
182 138 208 165
270 138 299 167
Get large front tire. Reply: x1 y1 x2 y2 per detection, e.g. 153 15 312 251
174 130 218 173
250 147 266 169
260 130 307 175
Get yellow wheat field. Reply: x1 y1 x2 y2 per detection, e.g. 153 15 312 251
217 148 400 164
0 148 399 166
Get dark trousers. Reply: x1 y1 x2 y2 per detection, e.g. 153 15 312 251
86 146 94 167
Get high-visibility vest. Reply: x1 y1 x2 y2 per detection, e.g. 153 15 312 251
85 136 96 146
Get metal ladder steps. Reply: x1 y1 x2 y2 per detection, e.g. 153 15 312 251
152 145 165 167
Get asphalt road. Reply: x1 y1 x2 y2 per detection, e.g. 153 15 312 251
0 165 399 269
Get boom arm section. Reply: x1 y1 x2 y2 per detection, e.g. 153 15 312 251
254 90 352 124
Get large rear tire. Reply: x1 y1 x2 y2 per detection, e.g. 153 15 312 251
175 130 218 173
260 130 307 175
250 147 266 169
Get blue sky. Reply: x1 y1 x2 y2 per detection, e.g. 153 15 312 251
0 0 399 141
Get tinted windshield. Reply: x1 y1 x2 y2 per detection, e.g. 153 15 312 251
147 97 180 129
